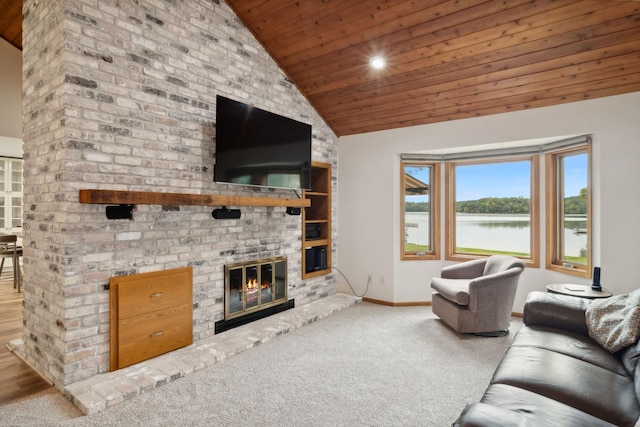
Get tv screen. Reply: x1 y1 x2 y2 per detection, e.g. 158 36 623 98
214 95 312 190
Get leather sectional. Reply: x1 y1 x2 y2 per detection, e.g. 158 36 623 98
453 291 640 426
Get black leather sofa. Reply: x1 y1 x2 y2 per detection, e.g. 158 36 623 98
453 291 640 426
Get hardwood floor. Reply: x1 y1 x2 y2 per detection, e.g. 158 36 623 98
0 273 52 405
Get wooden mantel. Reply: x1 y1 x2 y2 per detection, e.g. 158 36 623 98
79 189 310 208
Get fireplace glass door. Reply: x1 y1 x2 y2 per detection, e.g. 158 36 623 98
225 256 287 320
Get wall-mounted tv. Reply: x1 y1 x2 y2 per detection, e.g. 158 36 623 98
214 95 312 190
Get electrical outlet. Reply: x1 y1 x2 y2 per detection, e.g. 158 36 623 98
379 275 385 286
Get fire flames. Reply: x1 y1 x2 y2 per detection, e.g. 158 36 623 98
245 278 270 302
246 278 271 291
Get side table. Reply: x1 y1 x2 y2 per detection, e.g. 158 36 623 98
546 283 612 299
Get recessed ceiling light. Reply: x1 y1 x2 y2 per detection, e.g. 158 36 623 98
369 56 386 70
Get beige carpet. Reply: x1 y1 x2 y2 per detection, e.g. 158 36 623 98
0 302 521 426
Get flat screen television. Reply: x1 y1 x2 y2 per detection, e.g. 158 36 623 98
214 95 312 190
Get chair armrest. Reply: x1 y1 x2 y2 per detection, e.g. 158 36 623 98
467 267 523 313
522 291 591 336
441 258 487 280
453 402 534 427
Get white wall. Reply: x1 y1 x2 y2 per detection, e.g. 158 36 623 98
338 92 640 311
0 38 22 141
0 136 22 157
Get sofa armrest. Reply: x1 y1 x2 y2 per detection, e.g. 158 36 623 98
452 403 535 427
522 291 591 336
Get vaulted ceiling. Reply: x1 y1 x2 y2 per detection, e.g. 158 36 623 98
0 0 21 51
226 0 640 136
3 1 640 136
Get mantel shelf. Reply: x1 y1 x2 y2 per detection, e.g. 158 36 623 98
79 189 310 208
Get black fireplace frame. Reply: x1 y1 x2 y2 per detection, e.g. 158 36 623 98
215 256 293 334
214 299 295 334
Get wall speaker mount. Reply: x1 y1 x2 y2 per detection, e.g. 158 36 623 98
286 207 301 215
212 206 241 219
106 204 134 220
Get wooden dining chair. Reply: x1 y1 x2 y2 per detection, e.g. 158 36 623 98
0 234 22 292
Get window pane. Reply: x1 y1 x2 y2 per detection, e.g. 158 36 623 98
454 160 532 257
404 165 431 255
0 161 5 192
11 177 22 192
11 160 22 192
11 196 22 228
0 158 24 231
560 153 588 265
0 197 5 229
546 143 590 277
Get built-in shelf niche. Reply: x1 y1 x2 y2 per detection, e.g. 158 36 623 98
302 162 332 278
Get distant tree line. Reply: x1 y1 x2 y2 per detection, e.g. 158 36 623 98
405 201 430 212
563 194 587 215
456 197 530 214
405 192 586 214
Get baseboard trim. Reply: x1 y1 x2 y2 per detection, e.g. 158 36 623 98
363 297 524 318
363 297 431 307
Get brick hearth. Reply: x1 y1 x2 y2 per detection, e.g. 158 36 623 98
9 294 359 415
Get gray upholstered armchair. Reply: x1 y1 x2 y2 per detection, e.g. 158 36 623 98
430 255 525 336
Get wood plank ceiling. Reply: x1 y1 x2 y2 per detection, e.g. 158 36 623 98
227 0 640 136
0 0 21 51
2 1 640 136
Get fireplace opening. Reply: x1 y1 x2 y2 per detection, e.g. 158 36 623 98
215 256 294 334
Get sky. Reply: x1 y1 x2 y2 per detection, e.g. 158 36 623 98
406 153 588 202
456 154 587 201
456 161 531 201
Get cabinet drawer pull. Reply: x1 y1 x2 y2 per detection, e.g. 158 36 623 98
150 331 164 337
150 292 164 298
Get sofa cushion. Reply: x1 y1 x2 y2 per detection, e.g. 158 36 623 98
477 384 619 427
452 401 537 427
621 340 640 408
512 325 629 376
430 277 470 305
490 345 640 426
621 339 640 376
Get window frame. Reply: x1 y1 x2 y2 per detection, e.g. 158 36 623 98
545 144 592 277
444 155 540 266
0 157 23 232
400 160 440 261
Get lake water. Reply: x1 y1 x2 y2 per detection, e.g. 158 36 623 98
405 212 587 257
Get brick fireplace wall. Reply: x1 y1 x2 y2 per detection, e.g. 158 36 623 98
21 0 338 389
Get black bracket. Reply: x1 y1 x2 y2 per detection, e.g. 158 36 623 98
105 204 134 220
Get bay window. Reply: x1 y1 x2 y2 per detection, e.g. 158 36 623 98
401 135 592 278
